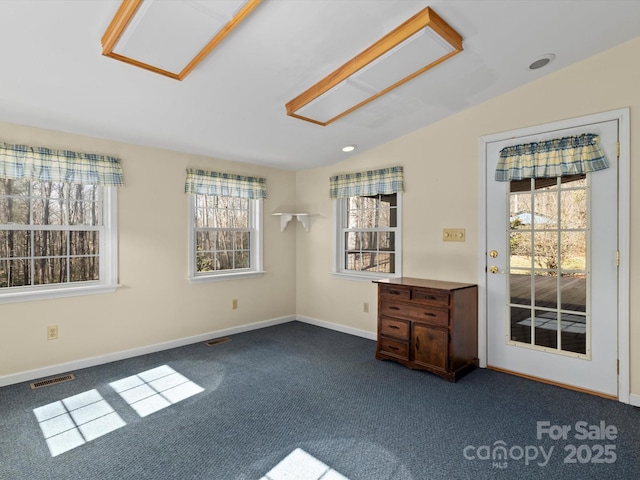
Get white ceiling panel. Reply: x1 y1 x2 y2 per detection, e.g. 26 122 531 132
0 0 638 170
112 0 249 74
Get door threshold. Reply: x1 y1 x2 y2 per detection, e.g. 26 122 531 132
487 365 617 401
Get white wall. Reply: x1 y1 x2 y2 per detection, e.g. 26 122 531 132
0 123 297 379
295 37 640 395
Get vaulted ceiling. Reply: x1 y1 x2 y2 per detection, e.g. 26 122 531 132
0 1 639 170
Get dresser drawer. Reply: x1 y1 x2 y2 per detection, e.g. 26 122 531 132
380 284 411 301
412 287 450 306
380 316 410 340
378 337 409 360
380 302 449 327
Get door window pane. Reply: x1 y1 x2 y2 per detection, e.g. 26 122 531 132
533 310 558 349
560 273 586 312
560 312 587 354
510 306 532 344
560 232 586 271
510 270 531 305
533 232 558 271
534 274 557 309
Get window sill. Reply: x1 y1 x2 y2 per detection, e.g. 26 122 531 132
0 283 120 304
188 270 265 284
331 272 401 283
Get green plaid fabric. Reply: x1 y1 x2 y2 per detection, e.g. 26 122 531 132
185 168 266 199
495 133 608 182
329 166 403 199
0 142 124 186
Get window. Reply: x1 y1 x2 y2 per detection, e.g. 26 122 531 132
0 143 122 303
335 193 401 278
330 166 403 280
185 169 265 282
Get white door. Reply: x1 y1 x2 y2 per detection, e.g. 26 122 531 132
485 119 619 396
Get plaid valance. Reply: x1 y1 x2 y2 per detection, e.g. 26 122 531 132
495 133 608 182
184 168 266 199
329 166 404 199
0 142 124 186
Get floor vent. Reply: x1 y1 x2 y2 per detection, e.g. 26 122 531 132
204 337 231 346
31 373 76 390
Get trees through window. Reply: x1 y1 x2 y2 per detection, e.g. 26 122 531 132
0 178 104 289
194 195 251 272
189 194 262 280
336 193 401 277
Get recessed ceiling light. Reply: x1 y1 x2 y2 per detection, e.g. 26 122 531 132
529 54 556 70
342 145 357 152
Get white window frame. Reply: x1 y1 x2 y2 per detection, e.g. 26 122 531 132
0 185 119 304
187 195 264 283
332 192 402 281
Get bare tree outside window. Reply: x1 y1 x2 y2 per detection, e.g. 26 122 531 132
509 175 586 274
194 195 250 272
343 193 397 273
0 179 101 288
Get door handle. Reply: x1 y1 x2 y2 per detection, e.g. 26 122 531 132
489 265 499 274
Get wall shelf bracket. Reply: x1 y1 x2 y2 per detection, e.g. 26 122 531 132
272 213 311 232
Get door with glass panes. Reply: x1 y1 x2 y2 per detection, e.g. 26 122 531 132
485 119 618 396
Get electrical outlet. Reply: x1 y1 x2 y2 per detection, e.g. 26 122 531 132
232 299 238 310
363 302 369 313
47 325 58 340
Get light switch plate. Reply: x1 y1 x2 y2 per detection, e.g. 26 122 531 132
443 228 465 242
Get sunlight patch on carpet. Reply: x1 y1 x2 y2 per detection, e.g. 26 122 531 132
261 448 350 480
109 365 204 417
33 389 126 457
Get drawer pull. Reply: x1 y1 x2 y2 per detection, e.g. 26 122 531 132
415 337 420 351
389 306 400 311
389 290 400 295
424 312 437 317
389 325 400 329
388 346 399 351
426 296 437 300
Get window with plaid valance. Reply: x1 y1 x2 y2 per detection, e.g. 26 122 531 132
329 166 404 199
0 142 124 186
184 168 266 199
331 166 403 278
495 133 608 182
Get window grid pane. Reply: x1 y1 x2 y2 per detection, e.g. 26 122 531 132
0 179 103 289
342 193 397 274
194 194 253 273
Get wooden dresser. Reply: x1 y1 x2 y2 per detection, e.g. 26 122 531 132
374 277 478 382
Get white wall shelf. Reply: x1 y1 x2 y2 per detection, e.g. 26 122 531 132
272 213 311 232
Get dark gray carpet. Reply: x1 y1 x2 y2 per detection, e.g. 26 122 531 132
1 321 638 479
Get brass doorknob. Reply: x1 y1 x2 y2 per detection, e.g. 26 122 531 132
489 250 498 258
489 265 499 274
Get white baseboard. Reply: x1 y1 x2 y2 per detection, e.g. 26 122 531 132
296 315 377 341
0 315 295 387
630 393 640 407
